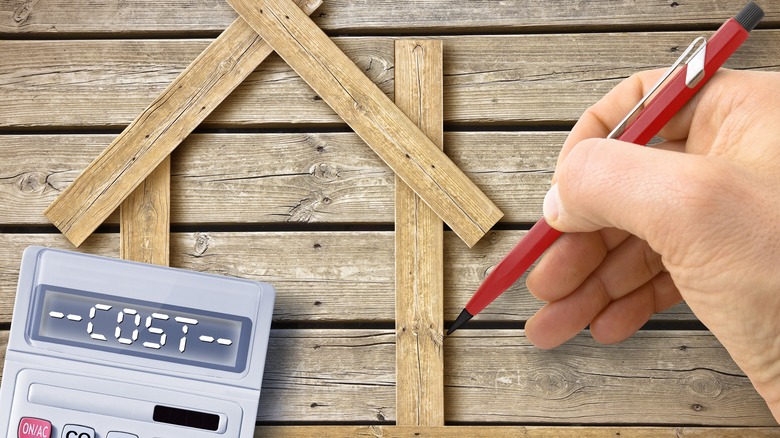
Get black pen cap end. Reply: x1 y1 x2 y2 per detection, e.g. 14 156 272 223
736 2 764 32
446 309 474 336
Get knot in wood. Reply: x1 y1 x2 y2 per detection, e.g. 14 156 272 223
312 163 338 180
353 101 368 116
13 1 34 24
218 56 237 73
192 232 211 257
685 371 722 398
18 172 47 194
529 368 571 399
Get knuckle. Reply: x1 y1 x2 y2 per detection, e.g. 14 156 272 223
641 245 665 278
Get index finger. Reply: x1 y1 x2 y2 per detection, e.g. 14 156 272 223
555 68 696 175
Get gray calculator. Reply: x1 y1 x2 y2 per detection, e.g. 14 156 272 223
0 247 275 438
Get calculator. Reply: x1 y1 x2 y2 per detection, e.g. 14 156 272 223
0 247 275 438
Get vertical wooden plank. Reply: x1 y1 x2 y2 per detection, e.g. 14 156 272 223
120 156 170 266
394 40 444 426
226 0 503 248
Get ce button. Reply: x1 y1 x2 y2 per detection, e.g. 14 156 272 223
62 424 95 438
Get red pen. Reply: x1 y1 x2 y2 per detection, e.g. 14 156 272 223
447 1 765 335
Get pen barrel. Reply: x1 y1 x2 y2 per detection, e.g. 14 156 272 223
618 18 749 145
461 12 755 323
465 218 563 315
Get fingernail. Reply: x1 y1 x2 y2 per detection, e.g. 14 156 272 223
543 183 560 223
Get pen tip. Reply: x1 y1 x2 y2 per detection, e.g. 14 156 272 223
446 308 474 336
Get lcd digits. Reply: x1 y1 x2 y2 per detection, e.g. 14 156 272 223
32 286 251 372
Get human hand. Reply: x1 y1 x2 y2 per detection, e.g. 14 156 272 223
524 68 780 420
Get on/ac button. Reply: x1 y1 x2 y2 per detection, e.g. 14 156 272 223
17 417 52 438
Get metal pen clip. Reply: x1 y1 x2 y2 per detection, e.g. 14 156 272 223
608 36 708 139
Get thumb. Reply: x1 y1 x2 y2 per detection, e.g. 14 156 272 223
544 138 711 245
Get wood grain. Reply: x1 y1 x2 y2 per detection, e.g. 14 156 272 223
0 132 556 226
2 1 778 35
0 329 772 424
2 33 778 129
252 426 780 437
226 0 503 247
41 0 322 247
0 232 694 325
120 156 170 266
444 331 775 424
394 39 444 427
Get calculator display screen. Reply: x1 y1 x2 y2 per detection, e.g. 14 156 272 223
29 285 252 372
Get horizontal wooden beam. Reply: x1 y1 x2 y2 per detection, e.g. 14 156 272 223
253 426 780 438
0 232 694 324
227 0 502 247
41 0 322 247
2 33 778 129
2 1 778 35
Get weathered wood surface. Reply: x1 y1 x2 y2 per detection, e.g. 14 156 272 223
2 0 777 430
2 1 779 35
394 39 444 426
0 232 694 325
42 1 321 247
120 156 170 266
0 329 772 424
228 0 502 247
2 32 779 129
0 132 556 225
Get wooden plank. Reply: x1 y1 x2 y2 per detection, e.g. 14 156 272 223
0 232 694 324
0 132 555 226
120 156 170 266
2 33 778 129
2 1 779 35
228 0 502 248
253 426 780 437
0 329 772 424
445 331 775 424
258 329 395 422
41 0 322 247
394 39 444 426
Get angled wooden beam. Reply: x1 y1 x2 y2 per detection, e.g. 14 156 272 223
394 40 444 426
43 0 323 247
120 156 170 266
226 0 503 247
